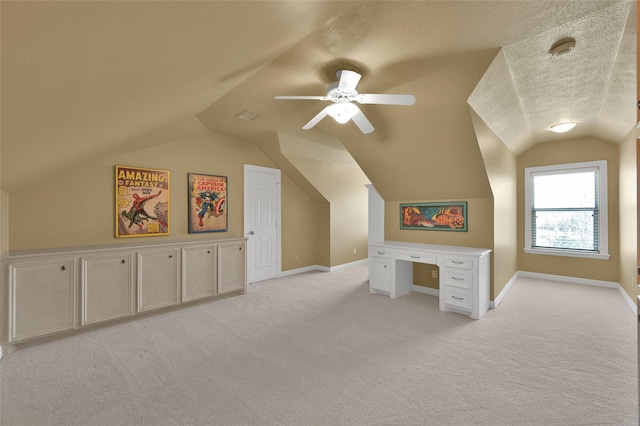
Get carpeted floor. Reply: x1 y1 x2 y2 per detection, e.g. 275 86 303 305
0 263 637 425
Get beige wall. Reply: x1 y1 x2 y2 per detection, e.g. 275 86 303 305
470 109 517 299
619 128 638 299
280 172 321 271
0 192 7 256
278 134 370 268
7 131 323 277
517 136 621 283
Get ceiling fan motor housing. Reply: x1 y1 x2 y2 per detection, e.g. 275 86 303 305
327 81 358 103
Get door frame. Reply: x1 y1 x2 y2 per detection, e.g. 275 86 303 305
243 164 281 283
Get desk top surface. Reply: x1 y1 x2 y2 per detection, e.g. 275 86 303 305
370 240 491 257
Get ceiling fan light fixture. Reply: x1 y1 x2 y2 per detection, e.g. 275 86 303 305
327 102 358 124
550 121 577 133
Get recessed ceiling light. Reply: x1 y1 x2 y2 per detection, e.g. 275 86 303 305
550 122 577 133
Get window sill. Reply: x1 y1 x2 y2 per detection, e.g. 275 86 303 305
523 248 610 260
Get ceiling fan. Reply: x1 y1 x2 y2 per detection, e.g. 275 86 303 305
274 70 416 134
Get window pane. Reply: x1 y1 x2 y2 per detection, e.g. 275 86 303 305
533 210 596 250
533 171 595 209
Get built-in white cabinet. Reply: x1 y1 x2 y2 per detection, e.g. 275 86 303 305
218 241 246 295
81 253 135 326
138 248 180 312
368 241 491 319
7 258 77 343
182 245 217 302
2 237 247 350
369 247 391 295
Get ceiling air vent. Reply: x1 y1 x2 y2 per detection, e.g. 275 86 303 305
236 110 261 121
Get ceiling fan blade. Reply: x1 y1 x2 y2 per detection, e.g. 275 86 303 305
338 70 362 93
274 95 329 101
302 106 331 130
351 108 375 134
356 93 416 105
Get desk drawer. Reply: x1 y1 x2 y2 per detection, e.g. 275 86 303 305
441 255 473 270
442 287 473 311
370 247 390 259
442 269 473 290
395 251 437 264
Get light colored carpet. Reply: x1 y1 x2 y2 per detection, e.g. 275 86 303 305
0 263 637 425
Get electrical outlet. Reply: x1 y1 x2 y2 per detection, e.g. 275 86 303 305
432 270 438 279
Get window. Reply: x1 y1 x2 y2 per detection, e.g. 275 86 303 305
524 160 609 259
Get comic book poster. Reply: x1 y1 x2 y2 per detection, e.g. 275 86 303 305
188 173 227 233
115 166 170 237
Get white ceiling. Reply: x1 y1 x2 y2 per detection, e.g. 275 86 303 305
1 1 636 192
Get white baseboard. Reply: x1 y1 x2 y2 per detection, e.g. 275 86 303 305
491 272 519 309
517 271 636 314
278 259 367 278
412 285 439 297
328 259 368 272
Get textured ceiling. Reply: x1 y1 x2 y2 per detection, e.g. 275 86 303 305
469 1 636 153
1 1 636 192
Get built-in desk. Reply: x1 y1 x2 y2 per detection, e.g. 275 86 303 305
368 241 491 319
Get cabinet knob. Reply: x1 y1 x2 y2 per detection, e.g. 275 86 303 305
207 250 211 254
121 259 126 264
239 247 242 251
61 265 66 271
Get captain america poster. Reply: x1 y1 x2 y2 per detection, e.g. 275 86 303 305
188 173 227 233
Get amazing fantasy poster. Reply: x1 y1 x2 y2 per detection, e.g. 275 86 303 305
116 166 170 237
188 173 227 233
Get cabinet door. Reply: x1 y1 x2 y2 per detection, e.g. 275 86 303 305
182 245 217 302
218 242 246 295
369 257 391 293
8 259 76 343
81 254 134 326
138 249 180 312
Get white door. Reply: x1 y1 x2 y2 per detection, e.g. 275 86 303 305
244 165 280 283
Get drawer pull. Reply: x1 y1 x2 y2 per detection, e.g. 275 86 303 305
377 251 385 255
451 295 464 300
452 260 464 265
168 255 173 258
451 277 464 281
410 255 420 259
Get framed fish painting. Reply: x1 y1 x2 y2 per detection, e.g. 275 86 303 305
400 202 467 231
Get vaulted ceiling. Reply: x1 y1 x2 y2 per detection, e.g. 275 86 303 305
1 1 635 195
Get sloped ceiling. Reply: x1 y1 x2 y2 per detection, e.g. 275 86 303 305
1 1 636 198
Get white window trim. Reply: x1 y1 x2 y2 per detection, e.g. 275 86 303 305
524 160 609 260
